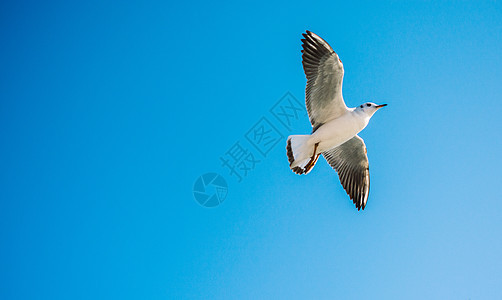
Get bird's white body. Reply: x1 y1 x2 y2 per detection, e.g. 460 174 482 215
310 109 369 154
290 108 371 168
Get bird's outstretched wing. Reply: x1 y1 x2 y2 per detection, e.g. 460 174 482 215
322 135 370 210
302 30 348 131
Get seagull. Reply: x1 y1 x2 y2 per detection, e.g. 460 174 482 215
286 30 387 210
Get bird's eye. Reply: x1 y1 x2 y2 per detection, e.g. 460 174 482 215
360 105 363 108
366 103 371 107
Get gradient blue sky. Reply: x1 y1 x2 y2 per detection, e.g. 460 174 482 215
1 1 502 299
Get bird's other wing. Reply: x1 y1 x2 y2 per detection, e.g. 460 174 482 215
322 135 370 210
302 30 348 131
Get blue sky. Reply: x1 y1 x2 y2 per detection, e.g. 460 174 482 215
1 0 502 299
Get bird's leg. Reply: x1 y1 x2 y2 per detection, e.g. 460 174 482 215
304 143 320 173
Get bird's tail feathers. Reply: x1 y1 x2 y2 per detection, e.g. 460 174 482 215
286 135 319 175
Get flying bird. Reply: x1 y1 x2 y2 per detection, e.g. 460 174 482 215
287 30 387 210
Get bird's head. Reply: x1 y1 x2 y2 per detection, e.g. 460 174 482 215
357 102 387 117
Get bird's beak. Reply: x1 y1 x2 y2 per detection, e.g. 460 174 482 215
376 104 387 108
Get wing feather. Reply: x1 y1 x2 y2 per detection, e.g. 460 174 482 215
322 135 370 210
301 30 348 130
